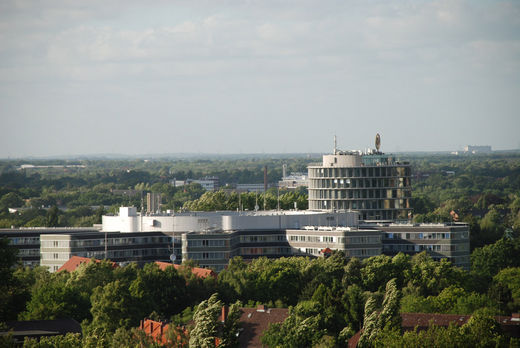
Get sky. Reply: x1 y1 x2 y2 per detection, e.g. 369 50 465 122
1 0 519 158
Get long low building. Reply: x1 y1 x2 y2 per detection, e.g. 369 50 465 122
363 222 471 269
0 227 100 267
1 208 470 272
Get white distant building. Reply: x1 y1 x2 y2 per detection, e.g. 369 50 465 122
235 184 266 192
463 145 492 154
170 176 219 191
278 172 309 189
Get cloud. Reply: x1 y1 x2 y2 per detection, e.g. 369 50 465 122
1 0 519 155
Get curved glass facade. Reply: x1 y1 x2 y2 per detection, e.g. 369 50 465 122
308 156 412 220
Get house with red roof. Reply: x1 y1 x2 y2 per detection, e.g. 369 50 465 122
140 305 289 348
154 261 217 279
57 256 117 273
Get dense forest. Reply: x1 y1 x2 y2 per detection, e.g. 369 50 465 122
1 153 520 347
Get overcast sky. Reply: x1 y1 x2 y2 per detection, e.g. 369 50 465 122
1 0 519 158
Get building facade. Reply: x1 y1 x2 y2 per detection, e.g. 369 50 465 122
0 227 99 267
40 231 177 272
308 149 412 220
364 222 471 269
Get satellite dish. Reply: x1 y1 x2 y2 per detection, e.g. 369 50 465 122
170 254 176 262
375 133 381 151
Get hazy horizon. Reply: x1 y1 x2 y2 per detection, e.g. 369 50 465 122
1 1 519 157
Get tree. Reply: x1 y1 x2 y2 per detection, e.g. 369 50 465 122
493 267 520 314
110 327 160 348
0 238 22 321
261 301 324 348
471 237 520 280
357 296 378 348
358 278 402 347
20 272 88 321
88 280 139 334
45 205 60 227
0 192 23 210
377 278 402 331
342 284 365 331
189 293 241 348
129 263 188 319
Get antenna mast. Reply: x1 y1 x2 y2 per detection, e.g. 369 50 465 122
333 135 337 155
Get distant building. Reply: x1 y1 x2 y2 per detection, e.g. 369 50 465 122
235 183 267 193
0 227 99 268
40 230 176 272
278 172 309 189
170 176 220 191
362 222 471 269
110 189 142 197
147 192 161 213
100 207 469 271
463 145 492 154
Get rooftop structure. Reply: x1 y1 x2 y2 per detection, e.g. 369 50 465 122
278 172 309 189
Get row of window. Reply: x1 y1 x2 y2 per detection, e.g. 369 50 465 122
288 235 381 245
384 232 455 240
309 199 409 210
40 236 172 249
17 248 40 256
239 235 287 243
42 247 171 261
383 244 459 252
189 252 229 260
240 247 292 255
310 189 410 200
187 239 229 247
345 248 381 257
41 252 70 261
8 237 39 245
310 178 409 189
309 166 410 179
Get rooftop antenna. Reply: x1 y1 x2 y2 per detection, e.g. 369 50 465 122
334 135 337 155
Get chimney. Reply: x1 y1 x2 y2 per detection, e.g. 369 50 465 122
257 304 267 312
264 166 268 193
221 305 229 322
512 313 520 322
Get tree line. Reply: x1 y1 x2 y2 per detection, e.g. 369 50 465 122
1 235 519 347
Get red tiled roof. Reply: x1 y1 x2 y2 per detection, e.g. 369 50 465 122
57 256 117 273
140 319 188 346
154 261 217 279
